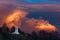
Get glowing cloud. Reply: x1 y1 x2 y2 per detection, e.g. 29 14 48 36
35 19 57 32
23 18 57 33
5 9 28 28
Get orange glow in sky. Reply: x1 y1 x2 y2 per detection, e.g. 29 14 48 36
5 10 27 28
35 19 57 32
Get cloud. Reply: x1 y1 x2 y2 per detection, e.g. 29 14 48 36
0 0 28 4
18 4 60 12
0 2 60 25
0 4 16 26
0 0 60 4
50 0 60 2
0 1 60 33
0 0 60 12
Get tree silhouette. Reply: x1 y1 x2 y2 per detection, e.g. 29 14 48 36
10 26 15 33
0 24 60 40
31 31 38 40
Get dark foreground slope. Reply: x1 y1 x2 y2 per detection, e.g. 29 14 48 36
0 24 60 40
